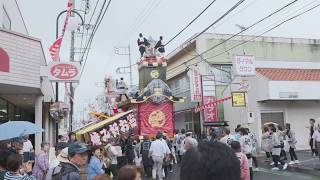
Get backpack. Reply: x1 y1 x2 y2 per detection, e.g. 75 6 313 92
51 164 76 180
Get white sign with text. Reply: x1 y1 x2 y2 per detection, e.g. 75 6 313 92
233 55 255 76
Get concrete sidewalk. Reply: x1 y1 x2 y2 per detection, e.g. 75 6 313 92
257 150 320 176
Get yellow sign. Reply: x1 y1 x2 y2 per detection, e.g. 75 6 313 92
148 110 165 128
150 70 160 79
232 92 246 107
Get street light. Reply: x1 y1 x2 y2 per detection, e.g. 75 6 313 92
55 9 84 140
55 9 84 102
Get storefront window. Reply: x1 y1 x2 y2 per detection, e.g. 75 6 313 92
8 102 15 121
0 98 7 122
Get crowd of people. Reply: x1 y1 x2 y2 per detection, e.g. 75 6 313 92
1 120 320 180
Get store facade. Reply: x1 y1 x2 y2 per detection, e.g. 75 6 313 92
0 28 55 153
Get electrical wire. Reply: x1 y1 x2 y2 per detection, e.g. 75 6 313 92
167 0 299 73
204 2 320 61
80 0 112 77
165 0 218 46
187 0 246 44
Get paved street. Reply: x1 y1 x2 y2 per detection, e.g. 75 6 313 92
142 153 320 180
142 166 320 180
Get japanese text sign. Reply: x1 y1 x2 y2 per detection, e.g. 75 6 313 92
89 112 137 145
188 65 202 102
233 55 255 76
203 96 218 123
48 62 80 82
232 92 246 107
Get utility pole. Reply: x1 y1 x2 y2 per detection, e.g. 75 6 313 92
114 45 133 87
128 45 132 88
69 0 75 133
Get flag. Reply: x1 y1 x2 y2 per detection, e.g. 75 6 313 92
49 37 62 61
48 0 73 61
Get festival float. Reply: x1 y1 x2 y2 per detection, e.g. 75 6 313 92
76 35 184 145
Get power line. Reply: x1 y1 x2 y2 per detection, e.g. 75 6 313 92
204 2 320 61
212 0 263 30
80 0 112 77
168 1 320 74
165 0 218 46
167 0 299 73
187 0 246 44
199 0 298 56
115 0 163 46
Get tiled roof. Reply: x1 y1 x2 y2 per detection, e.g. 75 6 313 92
256 68 320 81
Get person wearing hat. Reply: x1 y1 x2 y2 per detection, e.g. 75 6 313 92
48 142 90 180
183 131 198 151
45 147 69 180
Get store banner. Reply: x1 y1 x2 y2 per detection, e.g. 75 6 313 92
48 61 80 82
203 96 218 123
138 102 174 137
49 0 73 61
231 92 246 107
233 55 256 76
188 65 202 102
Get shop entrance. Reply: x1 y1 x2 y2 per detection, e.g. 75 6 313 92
260 112 284 129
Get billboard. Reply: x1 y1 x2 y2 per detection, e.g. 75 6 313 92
233 55 255 76
188 65 202 102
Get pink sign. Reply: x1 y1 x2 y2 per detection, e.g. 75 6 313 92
189 65 202 102
203 96 218 123
233 55 255 76
0 48 9 72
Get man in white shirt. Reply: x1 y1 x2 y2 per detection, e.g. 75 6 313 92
149 132 170 180
312 124 320 159
220 128 235 147
23 135 34 162
105 138 121 177
183 132 198 151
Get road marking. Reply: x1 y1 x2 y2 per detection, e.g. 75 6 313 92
256 167 319 180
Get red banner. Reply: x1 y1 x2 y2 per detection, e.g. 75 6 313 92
138 102 174 137
203 96 218 123
194 96 232 113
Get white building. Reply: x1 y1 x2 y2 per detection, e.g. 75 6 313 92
0 0 55 153
167 33 320 137
223 61 320 150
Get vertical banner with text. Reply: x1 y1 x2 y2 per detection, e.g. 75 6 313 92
188 65 202 102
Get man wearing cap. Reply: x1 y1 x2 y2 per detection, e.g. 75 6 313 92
48 142 90 180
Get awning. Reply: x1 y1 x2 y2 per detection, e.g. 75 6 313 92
76 110 133 136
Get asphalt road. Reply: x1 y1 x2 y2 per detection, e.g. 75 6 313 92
142 166 320 180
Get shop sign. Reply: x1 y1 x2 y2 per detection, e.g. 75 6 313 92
48 62 80 82
0 48 9 72
203 96 218 123
232 92 246 107
89 112 137 145
233 55 255 76
188 65 202 102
